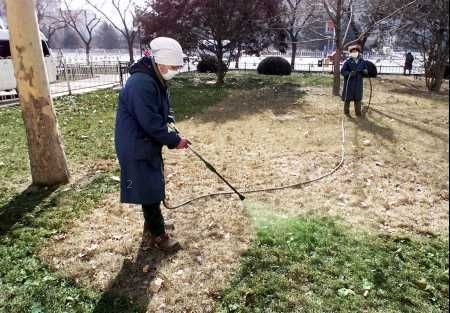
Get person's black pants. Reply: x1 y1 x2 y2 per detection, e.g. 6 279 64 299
344 101 362 116
142 202 165 236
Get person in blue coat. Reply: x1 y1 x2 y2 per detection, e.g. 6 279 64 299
115 37 190 252
341 44 368 117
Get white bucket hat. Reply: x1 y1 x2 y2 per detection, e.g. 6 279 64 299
150 37 184 66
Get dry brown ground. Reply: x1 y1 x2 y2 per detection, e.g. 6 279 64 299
39 75 449 312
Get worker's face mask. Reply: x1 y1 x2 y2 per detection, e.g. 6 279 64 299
161 69 179 80
350 52 359 59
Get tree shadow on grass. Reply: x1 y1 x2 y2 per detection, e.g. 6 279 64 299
380 77 449 101
389 87 449 101
93 238 174 313
197 86 306 124
370 108 448 143
0 185 58 235
348 114 395 142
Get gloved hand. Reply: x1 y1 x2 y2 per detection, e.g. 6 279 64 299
350 70 357 77
176 137 191 149
362 69 369 76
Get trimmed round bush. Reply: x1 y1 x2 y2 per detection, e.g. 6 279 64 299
197 55 221 73
365 60 378 78
257 57 292 76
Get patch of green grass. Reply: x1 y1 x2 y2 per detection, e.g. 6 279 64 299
170 76 229 119
55 91 118 161
176 71 333 92
217 217 449 313
0 174 140 313
0 91 119 207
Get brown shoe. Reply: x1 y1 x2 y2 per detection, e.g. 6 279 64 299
152 233 181 253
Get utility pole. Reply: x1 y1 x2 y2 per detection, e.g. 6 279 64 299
6 0 70 186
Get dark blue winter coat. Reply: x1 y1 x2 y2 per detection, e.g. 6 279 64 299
115 57 180 204
341 57 368 102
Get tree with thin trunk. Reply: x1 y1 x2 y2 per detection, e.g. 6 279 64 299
86 0 139 64
369 0 448 92
139 0 282 85
35 0 66 46
283 0 319 69
321 0 419 96
58 0 100 64
322 0 347 96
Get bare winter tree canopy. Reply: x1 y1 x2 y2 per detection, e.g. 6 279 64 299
370 0 449 92
57 0 101 64
281 0 321 68
86 0 140 63
138 0 283 85
35 0 66 46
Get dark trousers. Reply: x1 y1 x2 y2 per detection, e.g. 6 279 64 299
142 202 165 236
344 101 362 116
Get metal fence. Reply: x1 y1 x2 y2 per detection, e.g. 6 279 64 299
0 59 199 106
234 61 424 75
0 61 124 106
0 59 425 106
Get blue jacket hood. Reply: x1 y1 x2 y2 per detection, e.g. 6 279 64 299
129 57 167 89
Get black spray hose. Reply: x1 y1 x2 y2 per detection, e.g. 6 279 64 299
367 76 373 111
163 119 346 210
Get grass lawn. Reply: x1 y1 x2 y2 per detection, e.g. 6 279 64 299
0 72 448 313
0 72 235 312
217 213 448 313
0 72 327 312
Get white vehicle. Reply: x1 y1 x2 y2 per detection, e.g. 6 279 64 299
0 29 57 92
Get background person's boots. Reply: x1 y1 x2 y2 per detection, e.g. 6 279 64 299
355 101 362 117
344 102 351 116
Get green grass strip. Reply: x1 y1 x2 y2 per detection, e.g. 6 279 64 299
217 217 449 313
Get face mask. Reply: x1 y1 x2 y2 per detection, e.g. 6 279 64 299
350 52 359 59
161 69 179 80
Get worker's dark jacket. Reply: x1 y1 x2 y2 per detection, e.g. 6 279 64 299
405 54 414 70
341 57 367 102
115 57 180 204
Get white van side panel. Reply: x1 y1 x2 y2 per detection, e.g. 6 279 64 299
45 56 57 83
0 59 17 91
0 57 57 91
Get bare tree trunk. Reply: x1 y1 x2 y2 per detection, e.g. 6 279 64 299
216 44 226 85
291 41 297 70
85 44 91 65
235 47 241 69
217 67 226 85
6 0 70 186
128 39 135 64
427 64 445 92
332 45 342 96
332 0 343 96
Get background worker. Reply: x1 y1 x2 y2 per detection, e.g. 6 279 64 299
341 44 368 117
404 52 415 75
115 37 189 252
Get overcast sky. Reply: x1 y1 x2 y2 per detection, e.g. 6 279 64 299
72 0 148 25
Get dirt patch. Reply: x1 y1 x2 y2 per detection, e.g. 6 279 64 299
39 194 252 312
39 77 448 312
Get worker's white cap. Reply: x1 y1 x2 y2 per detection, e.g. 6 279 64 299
150 37 184 66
